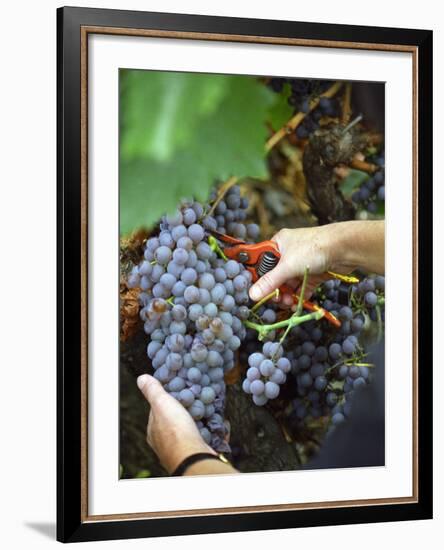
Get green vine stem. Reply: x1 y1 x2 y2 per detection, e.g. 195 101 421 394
245 309 324 341
251 289 280 313
208 235 227 261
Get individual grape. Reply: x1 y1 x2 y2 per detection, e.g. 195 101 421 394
259 359 274 377
248 352 264 369
207 350 223 368
314 376 328 391
171 224 188 242
196 314 210 331
171 304 187 322
138 260 152 277
269 369 286 384
150 264 165 283
196 241 212 260
252 394 268 406
365 291 378 307
188 223 205 243
277 357 291 373
208 367 224 382
377 186 385 200
181 267 197 286
188 303 203 321
172 280 186 297
177 236 194 252
170 321 187 335
302 341 316 356
169 376 186 392
329 343 342 360
168 333 185 352
261 308 277 324
199 272 216 290
187 367 202 383
214 267 227 283
191 343 208 362
184 285 200 304
211 284 226 305
147 340 162 359
242 378 251 394
199 288 211 306
342 338 356 355
204 302 218 318
233 274 248 291
250 379 265 396
201 386 216 405
183 208 197 226
155 246 173 265
166 352 182 372
265 381 280 399
246 223 260 240
166 209 183 226
159 272 176 290
189 400 205 420
173 247 189 265
225 260 240 278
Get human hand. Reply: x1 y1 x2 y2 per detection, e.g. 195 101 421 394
137 374 216 473
248 224 354 304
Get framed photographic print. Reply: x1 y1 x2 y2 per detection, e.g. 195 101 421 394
57 6 433 543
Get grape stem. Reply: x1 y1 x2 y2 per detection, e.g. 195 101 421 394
208 235 228 261
245 309 324 342
207 176 239 217
251 288 280 312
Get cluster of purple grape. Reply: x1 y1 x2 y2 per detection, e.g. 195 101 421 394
128 186 256 452
240 275 385 434
287 275 385 427
205 186 260 241
242 342 291 406
268 77 340 139
351 156 385 214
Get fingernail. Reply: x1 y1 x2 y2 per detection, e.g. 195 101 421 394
249 285 260 301
137 374 148 390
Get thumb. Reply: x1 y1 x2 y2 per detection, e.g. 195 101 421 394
249 261 290 302
137 374 165 408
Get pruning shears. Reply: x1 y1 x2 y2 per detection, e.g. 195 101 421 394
208 230 358 328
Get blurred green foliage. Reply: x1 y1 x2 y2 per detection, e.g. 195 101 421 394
119 70 285 235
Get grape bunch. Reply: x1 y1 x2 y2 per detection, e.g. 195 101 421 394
240 274 385 436
204 187 260 241
351 155 385 214
242 342 291 406
268 77 340 139
127 185 256 452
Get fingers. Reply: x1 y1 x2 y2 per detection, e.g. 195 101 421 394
137 374 165 409
249 261 290 301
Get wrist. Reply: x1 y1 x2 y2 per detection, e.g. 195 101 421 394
164 439 216 474
327 221 361 272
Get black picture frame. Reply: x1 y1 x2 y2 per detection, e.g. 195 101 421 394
57 6 433 543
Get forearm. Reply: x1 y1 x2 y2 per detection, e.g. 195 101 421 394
331 220 385 275
184 459 239 476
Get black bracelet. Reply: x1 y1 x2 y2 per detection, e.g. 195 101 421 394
172 452 226 476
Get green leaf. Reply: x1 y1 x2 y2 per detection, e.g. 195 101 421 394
267 82 293 130
340 169 369 197
120 75 275 234
120 70 229 162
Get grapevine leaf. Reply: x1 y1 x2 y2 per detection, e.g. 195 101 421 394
120 70 229 162
266 82 293 130
120 75 275 234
